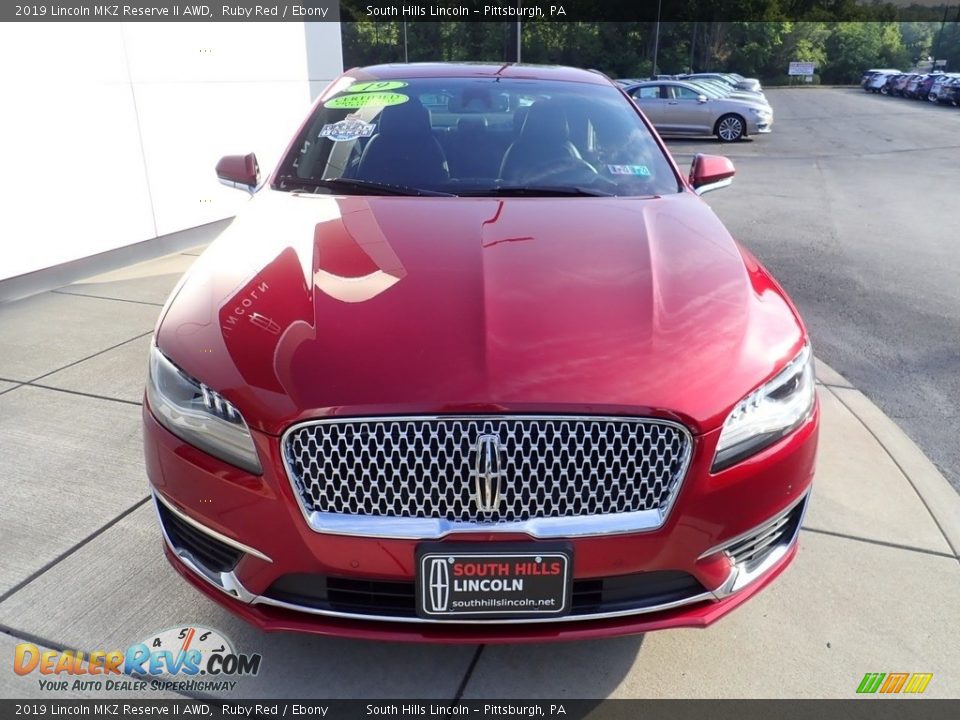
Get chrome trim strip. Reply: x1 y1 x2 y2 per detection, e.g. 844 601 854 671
710 490 810 598
155 488 808 627
698 491 808 561
293 508 674 540
153 493 258 603
153 490 273 564
155 491 719 624
279 414 694 540
248 586 716 626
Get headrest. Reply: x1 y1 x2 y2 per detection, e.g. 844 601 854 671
377 100 432 136
520 101 569 142
457 116 488 136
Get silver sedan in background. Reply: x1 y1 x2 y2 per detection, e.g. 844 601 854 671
626 80 773 142
682 72 763 93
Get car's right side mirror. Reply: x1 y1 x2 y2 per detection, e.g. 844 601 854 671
215 153 260 193
689 153 735 195
697 94 708 103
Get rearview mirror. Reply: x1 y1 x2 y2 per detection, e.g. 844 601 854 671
689 153 735 195
215 153 259 193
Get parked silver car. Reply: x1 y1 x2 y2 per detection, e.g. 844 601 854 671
685 77 769 106
682 72 763 93
626 80 772 142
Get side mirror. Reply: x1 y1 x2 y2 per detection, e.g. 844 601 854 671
215 153 259 193
697 94 708 103
689 153 735 195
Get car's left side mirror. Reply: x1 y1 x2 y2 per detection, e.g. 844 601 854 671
215 153 260 193
689 153 735 195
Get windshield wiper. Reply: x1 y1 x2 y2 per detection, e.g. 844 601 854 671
459 185 613 197
277 176 455 197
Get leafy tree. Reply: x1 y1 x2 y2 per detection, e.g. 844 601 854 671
341 14 954 83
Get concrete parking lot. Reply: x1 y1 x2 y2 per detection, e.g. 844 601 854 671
1 88 958 700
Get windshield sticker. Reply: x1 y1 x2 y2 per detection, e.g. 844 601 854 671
346 81 408 93
608 164 651 176
319 114 376 142
324 92 409 109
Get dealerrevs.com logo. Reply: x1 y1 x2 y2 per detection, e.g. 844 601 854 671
14 626 262 694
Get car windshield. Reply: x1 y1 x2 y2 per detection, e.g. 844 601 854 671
273 76 681 197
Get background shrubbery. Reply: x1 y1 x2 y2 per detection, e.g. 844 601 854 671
342 16 960 85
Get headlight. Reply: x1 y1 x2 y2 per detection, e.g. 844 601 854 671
146 345 262 474
712 344 815 472
749 107 771 117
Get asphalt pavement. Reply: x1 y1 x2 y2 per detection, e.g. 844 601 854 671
666 87 960 493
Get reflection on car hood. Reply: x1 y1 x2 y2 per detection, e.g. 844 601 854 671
157 191 804 435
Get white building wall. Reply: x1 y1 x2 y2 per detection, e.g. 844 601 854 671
0 22 342 281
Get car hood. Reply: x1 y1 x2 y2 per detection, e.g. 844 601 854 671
156 191 804 436
714 96 770 111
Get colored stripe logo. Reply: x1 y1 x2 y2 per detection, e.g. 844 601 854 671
857 672 933 694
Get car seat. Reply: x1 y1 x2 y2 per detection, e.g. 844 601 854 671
357 100 449 187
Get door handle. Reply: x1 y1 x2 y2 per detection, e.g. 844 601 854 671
668 101 679 105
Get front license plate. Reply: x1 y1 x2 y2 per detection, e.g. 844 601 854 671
416 544 572 620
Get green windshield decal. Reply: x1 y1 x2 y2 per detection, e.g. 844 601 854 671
346 81 408 93
324 92 410 109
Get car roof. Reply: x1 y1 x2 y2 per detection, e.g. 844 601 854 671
345 62 612 86
629 79 693 86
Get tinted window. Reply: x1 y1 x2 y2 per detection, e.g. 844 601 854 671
671 86 702 100
274 77 680 197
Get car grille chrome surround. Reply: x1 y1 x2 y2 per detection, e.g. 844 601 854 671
281 415 694 539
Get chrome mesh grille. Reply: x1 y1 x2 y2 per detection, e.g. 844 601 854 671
284 417 691 525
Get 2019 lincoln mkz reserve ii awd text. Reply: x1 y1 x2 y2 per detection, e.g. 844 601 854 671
143 63 819 643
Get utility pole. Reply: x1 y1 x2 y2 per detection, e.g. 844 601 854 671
403 21 408 63
932 4 949 67
689 21 697 73
516 0 522 63
652 0 662 77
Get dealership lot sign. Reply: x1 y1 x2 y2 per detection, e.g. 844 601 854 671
789 61 816 76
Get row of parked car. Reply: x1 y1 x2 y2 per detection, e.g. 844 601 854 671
615 72 772 142
861 69 960 105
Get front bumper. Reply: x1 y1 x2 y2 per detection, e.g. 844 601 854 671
749 116 773 134
144 400 818 642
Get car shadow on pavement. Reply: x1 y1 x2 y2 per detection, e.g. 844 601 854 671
661 136 756 145
458 635 644 698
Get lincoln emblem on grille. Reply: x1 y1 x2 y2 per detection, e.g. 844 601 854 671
472 433 505 513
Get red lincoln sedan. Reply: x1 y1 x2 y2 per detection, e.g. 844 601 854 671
143 63 818 642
